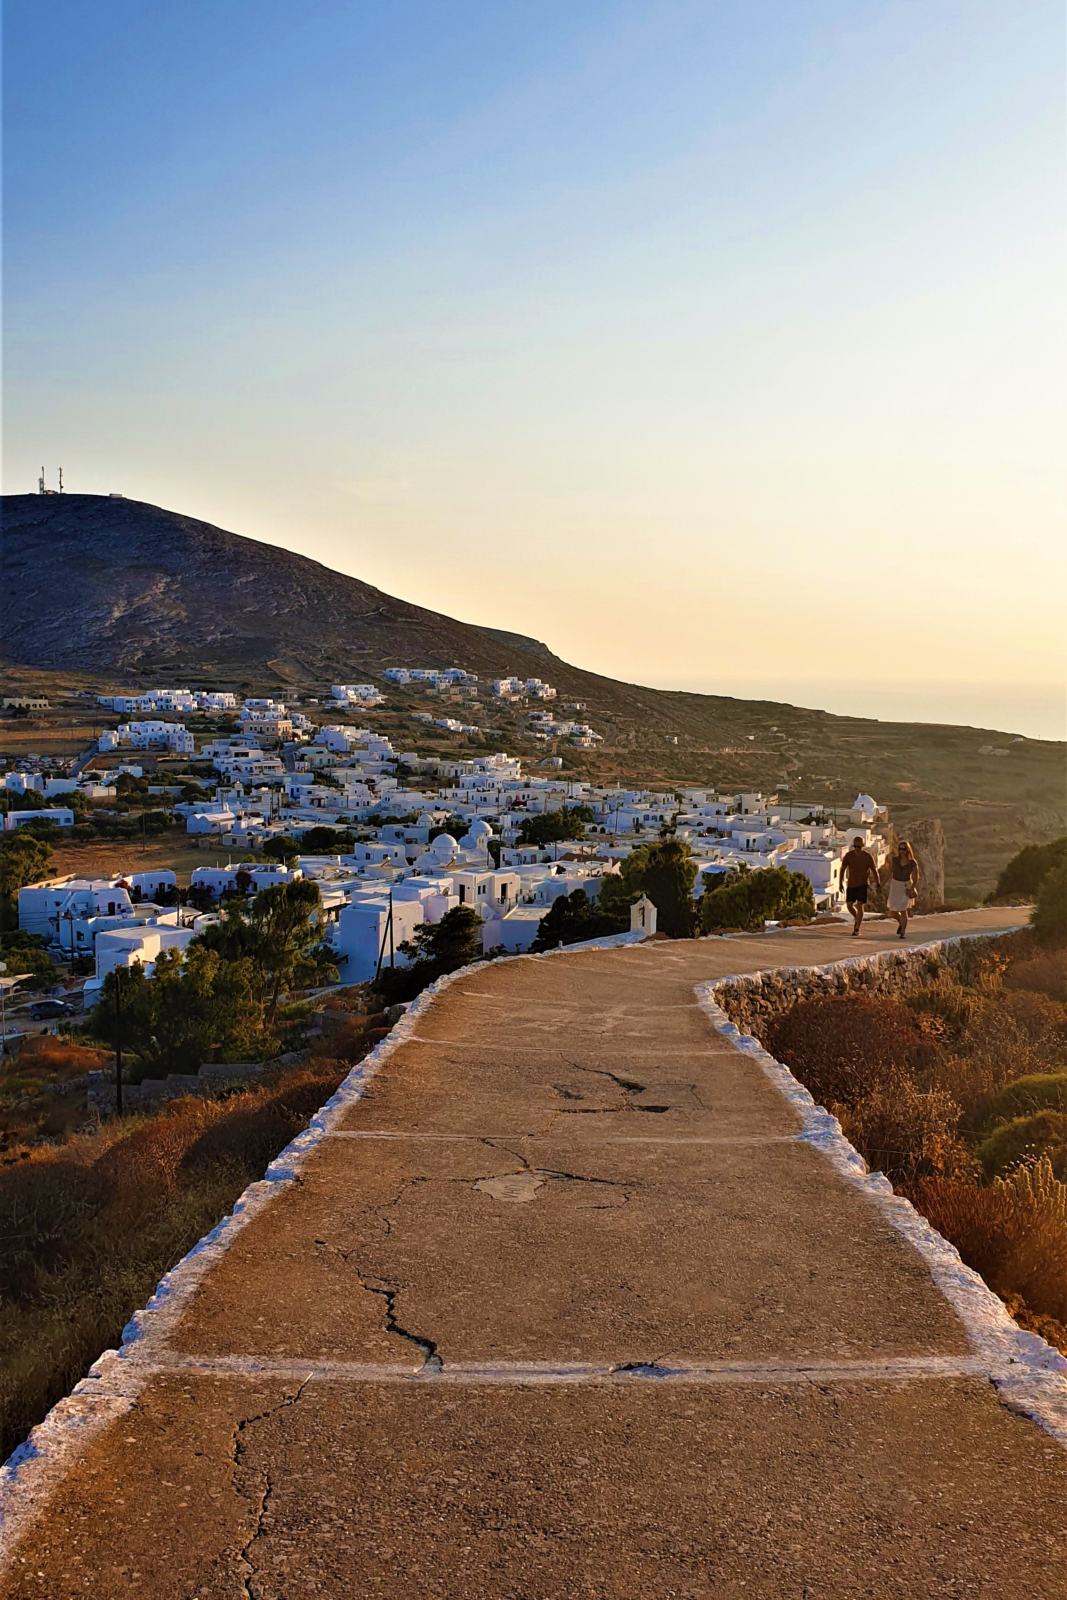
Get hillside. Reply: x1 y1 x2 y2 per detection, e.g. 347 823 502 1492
2 493 1064 897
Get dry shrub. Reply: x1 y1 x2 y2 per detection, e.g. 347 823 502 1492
309 1014 373 1063
9 1035 109 1079
764 995 942 1110
932 1010 1062 1127
837 1077 968 1185
997 988 1067 1049
94 1097 221 1207
317 986 367 1014
910 1157 1067 1326
1005 949 1067 1005
978 1112 1067 1179
907 976 992 1045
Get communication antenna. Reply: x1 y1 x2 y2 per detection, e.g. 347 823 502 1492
58 467 64 493
38 467 46 494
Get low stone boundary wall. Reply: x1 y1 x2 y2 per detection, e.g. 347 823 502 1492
711 927 1028 1037
87 1057 284 1113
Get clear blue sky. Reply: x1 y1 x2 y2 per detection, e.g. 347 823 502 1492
4 0 1064 737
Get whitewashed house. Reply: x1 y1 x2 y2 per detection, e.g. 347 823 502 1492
4 807 75 831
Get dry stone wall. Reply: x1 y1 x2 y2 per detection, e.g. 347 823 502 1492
710 927 1026 1037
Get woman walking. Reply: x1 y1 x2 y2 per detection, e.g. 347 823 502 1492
887 840 919 938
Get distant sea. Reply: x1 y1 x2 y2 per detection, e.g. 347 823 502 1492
662 677 1066 743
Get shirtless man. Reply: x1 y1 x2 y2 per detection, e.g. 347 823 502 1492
842 836 880 937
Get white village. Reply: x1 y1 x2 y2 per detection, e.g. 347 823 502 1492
4 671 888 1007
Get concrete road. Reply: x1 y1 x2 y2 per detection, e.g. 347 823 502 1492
2 910 1065 1599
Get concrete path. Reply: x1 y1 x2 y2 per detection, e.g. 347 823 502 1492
3 910 1065 1599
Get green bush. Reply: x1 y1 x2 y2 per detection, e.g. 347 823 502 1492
1032 860 1067 946
700 866 815 933
981 1072 1067 1129
978 1111 1067 1179
992 836 1067 901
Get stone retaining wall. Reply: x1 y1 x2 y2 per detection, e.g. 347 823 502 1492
710 927 1027 1038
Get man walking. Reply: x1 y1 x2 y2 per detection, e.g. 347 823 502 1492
842 836 880 936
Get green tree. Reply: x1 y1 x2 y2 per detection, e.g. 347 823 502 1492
399 905 483 971
1031 859 1067 946
193 879 337 1020
0 832 53 931
297 826 356 854
517 808 588 847
0 789 47 814
94 948 270 1076
599 839 697 938
992 837 1067 903
700 866 815 932
374 906 484 1003
262 835 300 864
636 837 697 937
0 930 55 990
530 890 626 952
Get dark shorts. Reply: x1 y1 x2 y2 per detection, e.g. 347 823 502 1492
845 885 868 905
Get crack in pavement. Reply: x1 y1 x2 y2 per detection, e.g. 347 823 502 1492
370 1175 427 1237
556 1056 672 1116
231 1377 311 1600
357 1275 444 1373
561 1057 648 1097
312 1236 443 1372
475 1136 633 1206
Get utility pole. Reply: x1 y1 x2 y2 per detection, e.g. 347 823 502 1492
374 888 396 984
113 968 124 1115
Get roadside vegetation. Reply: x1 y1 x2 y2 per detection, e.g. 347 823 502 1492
527 828 816 950
760 842 1067 1350
0 984 392 1463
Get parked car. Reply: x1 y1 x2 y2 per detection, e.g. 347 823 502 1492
29 999 74 1021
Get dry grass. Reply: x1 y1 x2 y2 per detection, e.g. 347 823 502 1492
47 832 238 883
909 1159 1067 1336
1005 949 1067 1004
0 1057 351 1460
7 1034 108 1081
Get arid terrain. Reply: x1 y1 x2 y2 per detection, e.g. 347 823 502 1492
2 495 1063 899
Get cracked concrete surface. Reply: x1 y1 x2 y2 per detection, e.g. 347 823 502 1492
3 911 1066 1600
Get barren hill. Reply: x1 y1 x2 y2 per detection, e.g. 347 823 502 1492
0 494 565 683
2 492 1063 897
